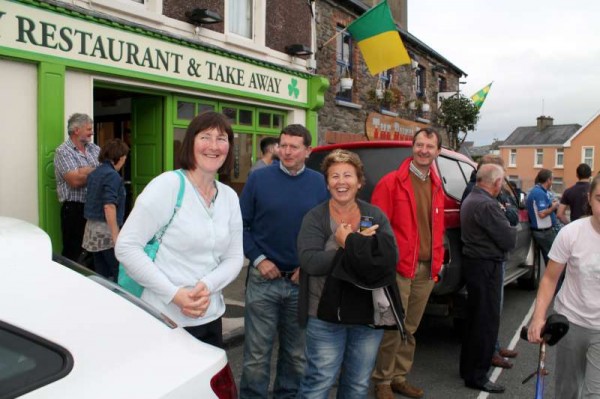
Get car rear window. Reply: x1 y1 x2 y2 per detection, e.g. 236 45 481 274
0 321 73 398
307 146 412 201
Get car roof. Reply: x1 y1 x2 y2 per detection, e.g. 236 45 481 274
312 140 475 165
0 217 226 398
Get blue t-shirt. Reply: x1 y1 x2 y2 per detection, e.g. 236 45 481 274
84 161 126 226
526 184 556 229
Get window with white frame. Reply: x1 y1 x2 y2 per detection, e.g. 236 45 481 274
582 146 595 170
534 148 543 167
227 0 253 39
336 26 353 101
509 149 517 167
89 0 163 18
555 148 564 167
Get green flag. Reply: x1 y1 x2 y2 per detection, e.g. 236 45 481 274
470 82 493 109
346 0 410 75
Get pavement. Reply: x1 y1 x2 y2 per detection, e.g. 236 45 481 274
222 264 248 347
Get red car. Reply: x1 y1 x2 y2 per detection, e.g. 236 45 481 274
307 141 540 319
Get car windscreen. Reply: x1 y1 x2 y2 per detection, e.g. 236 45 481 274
307 147 413 201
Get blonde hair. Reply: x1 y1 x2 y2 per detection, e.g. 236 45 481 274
320 149 366 186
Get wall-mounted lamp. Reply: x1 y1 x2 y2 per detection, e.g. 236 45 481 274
285 44 313 57
410 59 419 70
186 8 223 25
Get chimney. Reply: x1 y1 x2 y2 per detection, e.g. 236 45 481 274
537 115 554 130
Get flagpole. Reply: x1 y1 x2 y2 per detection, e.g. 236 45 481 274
318 27 348 51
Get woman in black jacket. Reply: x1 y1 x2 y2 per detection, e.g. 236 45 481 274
296 149 405 399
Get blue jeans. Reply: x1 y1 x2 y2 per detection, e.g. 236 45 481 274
297 317 384 399
532 229 556 265
240 267 305 399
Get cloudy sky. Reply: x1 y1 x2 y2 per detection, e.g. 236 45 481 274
408 0 600 146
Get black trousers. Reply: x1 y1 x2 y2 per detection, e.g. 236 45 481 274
460 257 502 385
184 317 224 349
60 201 86 262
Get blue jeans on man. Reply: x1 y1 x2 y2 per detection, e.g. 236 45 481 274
532 229 557 265
239 266 305 398
298 317 384 399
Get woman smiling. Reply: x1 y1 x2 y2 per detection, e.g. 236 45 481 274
296 149 405 399
116 111 243 348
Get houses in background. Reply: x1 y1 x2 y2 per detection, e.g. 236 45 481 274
498 114 599 193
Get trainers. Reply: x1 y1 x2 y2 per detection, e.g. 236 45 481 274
498 348 518 358
391 381 424 398
491 354 513 369
374 384 395 399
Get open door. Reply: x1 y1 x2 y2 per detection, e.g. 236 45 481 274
131 97 164 199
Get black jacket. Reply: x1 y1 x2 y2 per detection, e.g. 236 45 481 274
317 232 405 337
297 200 405 336
461 186 517 261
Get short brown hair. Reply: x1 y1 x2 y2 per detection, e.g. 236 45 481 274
321 149 366 187
280 124 312 147
412 128 442 149
98 139 129 164
178 111 234 173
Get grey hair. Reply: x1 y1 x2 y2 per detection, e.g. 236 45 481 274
476 163 504 185
67 113 93 135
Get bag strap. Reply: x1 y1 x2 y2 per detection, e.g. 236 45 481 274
155 169 185 242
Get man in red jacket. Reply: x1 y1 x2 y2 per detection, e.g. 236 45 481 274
372 128 445 399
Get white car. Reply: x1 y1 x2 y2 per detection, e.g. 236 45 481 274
0 217 237 399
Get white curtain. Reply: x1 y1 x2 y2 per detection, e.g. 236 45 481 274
228 0 253 39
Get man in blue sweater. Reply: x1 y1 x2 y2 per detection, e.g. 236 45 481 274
239 124 328 399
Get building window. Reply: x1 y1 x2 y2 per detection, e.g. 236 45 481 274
509 149 517 167
555 148 564 167
336 26 353 101
552 177 564 194
582 146 595 170
227 0 253 39
438 76 447 93
415 66 425 97
534 148 543 167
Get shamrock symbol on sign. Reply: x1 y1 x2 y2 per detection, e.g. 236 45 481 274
288 78 300 99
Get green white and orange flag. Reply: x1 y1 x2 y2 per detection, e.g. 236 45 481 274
470 82 493 109
347 0 410 75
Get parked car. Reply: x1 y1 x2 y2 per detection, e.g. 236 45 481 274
0 217 237 399
306 141 540 319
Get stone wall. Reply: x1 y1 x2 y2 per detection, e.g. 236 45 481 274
315 0 461 146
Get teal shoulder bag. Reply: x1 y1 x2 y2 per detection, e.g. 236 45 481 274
118 169 185 297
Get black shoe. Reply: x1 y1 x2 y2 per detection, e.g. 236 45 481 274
465 380 505 393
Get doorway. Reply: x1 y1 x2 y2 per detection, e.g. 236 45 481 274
93 87 165 218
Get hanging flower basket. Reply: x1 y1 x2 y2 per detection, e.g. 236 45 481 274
340 77 353 90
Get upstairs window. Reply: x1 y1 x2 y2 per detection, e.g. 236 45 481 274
509 149 517 167
534 148 543 167
227 0 253 39
415 66 425 98
555 148 564 167
336 26 353 101
438 76 447 92
582 147 595 170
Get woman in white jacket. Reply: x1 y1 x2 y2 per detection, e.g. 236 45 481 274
116 111 243 348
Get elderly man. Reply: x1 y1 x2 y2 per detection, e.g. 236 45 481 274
460 164 517 394
54 113 100 262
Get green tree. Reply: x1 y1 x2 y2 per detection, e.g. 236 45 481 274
437 94 480 151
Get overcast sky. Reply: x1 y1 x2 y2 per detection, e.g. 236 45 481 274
408 0 600 146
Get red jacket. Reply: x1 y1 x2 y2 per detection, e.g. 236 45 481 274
371 157 445 279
